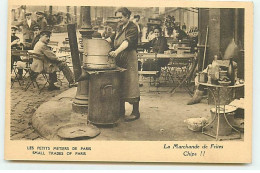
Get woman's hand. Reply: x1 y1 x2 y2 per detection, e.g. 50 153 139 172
109 40 129 58
109 51 119 58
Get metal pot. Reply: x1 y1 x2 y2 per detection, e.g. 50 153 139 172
209 105 236 136
83 39 116 70
198 72 207 83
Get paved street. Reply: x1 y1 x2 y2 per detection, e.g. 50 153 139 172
10 32 75 140
10 75 72 140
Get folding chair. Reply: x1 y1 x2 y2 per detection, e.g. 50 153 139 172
11 61 22 88
167 58 191 81
160 65 175 84
138 53 160 92
25 52 50 93
11 50 30 88
169 55 198 96
138 70 160 92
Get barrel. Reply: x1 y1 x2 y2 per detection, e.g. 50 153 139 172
88 69 123 125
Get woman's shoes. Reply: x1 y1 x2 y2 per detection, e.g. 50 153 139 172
124 112 140 122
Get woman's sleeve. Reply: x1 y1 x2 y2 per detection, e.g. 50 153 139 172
125 24 138 47
143 40 152 49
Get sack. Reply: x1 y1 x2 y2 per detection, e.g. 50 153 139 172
223 38 239 60
184 117 208 132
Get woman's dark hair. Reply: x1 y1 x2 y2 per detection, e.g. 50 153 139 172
153 26 162 33
115 7 132 19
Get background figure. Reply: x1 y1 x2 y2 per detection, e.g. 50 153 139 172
182 22 187 31
102 26 113 39
11 26 23 79
141 26 148 42
143 26 169 85
147 30 155 41
31 25 41 49
16 12 37 43
36 11 48 31
132 14 142 43
177 26 188 41
92 26 102 38
148 27 169 54
17 5 26 21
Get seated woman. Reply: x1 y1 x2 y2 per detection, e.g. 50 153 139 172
143 26 169 84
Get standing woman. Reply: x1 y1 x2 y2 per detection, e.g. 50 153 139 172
107 7 140 121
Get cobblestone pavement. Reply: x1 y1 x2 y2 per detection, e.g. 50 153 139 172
10 74 72 140
9 32 75 140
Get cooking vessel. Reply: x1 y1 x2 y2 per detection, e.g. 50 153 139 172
82 39 116 70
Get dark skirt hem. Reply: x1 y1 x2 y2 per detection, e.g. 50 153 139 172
121 97 140 104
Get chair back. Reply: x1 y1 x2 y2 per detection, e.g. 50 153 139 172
11 50 28 56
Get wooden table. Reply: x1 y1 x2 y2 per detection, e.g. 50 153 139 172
137 53 195 95
137 53 195 59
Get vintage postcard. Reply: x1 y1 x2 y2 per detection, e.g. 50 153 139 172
5 0 253 163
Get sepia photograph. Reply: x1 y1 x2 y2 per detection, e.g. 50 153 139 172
4 0 253 163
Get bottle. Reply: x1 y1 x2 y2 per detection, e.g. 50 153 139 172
207 64 212 84
228 58 235 85
211 55 220 83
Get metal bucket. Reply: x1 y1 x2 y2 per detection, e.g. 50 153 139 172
209 106 236 136
198 72 207 83
83 39 116 70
